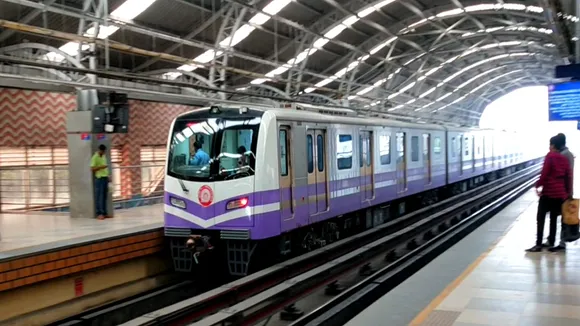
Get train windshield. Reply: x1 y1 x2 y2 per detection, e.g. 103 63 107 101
167 111 261 181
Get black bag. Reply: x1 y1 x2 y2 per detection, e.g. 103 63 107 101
563 223 580 242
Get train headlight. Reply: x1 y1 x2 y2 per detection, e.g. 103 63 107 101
226 197 249 210
170 197 186 209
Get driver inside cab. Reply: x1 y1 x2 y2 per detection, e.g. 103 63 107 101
190 141 210 166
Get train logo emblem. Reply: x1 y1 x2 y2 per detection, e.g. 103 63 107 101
198 185 214 207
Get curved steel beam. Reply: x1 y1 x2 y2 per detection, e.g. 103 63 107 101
298 2 552 91
0 43 86 68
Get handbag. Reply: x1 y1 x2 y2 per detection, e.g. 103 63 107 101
562 199 580 242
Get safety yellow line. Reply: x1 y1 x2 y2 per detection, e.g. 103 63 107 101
408 210 528 325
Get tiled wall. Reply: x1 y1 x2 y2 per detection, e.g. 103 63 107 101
0 87 194 199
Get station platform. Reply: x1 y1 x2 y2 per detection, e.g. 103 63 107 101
347 189 580 326
0 204 164 293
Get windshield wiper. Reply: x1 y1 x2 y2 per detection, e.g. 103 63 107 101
178 179 189 193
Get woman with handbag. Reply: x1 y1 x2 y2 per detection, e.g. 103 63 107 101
526 136 572 252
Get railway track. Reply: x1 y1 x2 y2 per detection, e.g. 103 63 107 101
54 163 540 326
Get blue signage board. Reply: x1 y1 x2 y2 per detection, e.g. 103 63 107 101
548 81 580 121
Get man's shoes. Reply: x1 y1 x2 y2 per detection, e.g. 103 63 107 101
526 245 543 252
97 215 105 220
549 245 566 252
542 242 554 248
104 215 113 219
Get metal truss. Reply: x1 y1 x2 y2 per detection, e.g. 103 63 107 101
0 0 573 126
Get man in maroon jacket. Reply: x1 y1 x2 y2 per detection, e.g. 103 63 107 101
526 136 573 252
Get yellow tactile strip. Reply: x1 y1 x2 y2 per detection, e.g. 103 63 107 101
0 230 164 292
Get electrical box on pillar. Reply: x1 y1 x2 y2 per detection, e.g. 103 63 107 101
94 92 130 133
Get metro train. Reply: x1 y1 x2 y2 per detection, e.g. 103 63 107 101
163 103 543 276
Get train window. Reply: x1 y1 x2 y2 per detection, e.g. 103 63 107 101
280 130 288 176
379 134 391 165
411 136 419 162
434 137 442 155
422 134 430 155
307 135 314 173
337 134 353 170
317 134 324 172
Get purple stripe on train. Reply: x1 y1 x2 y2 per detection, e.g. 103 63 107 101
165 167 432 219
165 175 449 239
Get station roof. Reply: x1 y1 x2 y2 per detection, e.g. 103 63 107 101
0 0 576 125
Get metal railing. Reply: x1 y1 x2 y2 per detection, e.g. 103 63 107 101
0 164 165 212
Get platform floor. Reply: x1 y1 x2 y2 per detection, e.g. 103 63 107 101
347 189 580 326
0 204 163 261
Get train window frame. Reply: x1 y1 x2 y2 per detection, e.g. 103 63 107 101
411 136 419 162
337 134 353 170
307 134 314 173
379 134 391 165
279 129 289 177
317 134 324 172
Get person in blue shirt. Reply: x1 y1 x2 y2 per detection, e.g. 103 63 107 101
190 141 210 166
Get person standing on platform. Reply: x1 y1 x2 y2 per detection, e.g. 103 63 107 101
527 136 572 252
91 144 111 220
550 133 575 252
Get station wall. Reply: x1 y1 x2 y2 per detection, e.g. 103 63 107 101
0 87 194 208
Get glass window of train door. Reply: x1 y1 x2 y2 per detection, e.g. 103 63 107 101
367 134 372 167
451 137 456 158
379 134 391 165
411 136 419 162
366 132 374 198
279 127 293 215
317 134 324 172
423 133 431 184
359 134 364 168
459 135 463 175
307 134 314 173
396 132 406 190
279 129 289 176
396 132 405 163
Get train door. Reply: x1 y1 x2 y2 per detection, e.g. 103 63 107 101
279 127 293 221
307 129 328 215
396 132 407 193
359 131 374 201
315 130 328 212
422 133 431 185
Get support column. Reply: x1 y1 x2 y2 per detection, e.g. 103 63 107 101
66 89 114 218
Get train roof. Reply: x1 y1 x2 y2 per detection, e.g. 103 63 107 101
186 104 505 133
265 108 447 130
